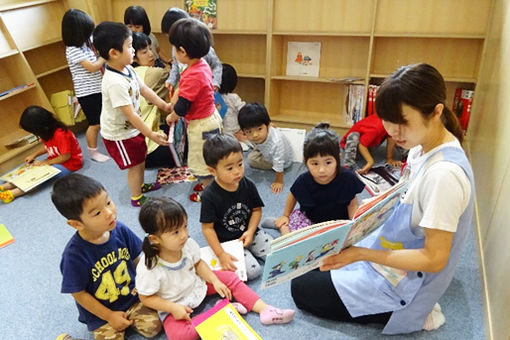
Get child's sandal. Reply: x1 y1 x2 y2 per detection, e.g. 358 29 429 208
0 190 14 204
141 182 161 193
193 183 205 192
189 192 201 202
131 195 150 207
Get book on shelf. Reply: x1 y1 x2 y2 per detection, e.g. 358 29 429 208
0 83 34 98
214 91 227 119
344 84 365 125
260 180 407 289
191 298 262 340
4 134 38 148
286 42 321 77
452 88 474 132
366 84 380 117
168 118 187 168
0 224 15 249
0 164 61 192
356 164 402 196
200 239 247 281
185 0 217 29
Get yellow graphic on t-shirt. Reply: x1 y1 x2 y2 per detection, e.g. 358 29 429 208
94 260 132 303
379 236 404 250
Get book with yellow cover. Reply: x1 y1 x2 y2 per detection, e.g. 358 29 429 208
192 299 262 340
1 164 61 192
0 224 15 249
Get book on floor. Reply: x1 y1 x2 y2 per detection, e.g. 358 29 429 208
168 118 187 167
0 224 15 249
191 299 262 340
356 164 402 196
200 239 247 281
0 164 61 192
260 180 408 289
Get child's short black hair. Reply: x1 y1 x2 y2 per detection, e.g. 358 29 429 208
303 122 341 168
203 133 243 168
124 5 151 35
161 7 188 35
131 31 151 67
51 174 106 221
219 63 238 94
61 9 95 47
238 103 271 130
19 105 68 141
169 18 212 59
93 21 132 60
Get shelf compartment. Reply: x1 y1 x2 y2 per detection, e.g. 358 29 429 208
214 34 266 76
216 0 267 32
375 0 491 36
37 67 73 98
273 0 374 34
236 77 265 104
24 40 67 76
269 79 352 129
1 0 66 50
0 53 35 93
271 35 369 80
371 37 483 81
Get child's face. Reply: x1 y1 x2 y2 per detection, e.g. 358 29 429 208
127 24 144 33
243 124 269 145
74 190 117 236
306 154 338 185
135 45 155 67
153 220 189 253
110 36 135 68
209 152 245 191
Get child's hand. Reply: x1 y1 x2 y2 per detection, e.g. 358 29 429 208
218 252 238 272
212 279 232 300
107 310 133 331
239 231 254 247
171 304 193 321
213 85 220 92
150 131 169 146
386 159 403 168
165 83 173 96
166 112 179 125
24 155 35 165
162 102 173 113
358 162 374 175
275 216 289 229
270 182 283 194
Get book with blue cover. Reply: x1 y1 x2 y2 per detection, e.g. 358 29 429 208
214 91 228 119
260 180 407 289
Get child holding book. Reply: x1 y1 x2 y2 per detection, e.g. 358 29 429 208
92 22 171 207
136 197 295 340
238 103 293 194
165 18 223 198
340 113 402 174
52 174 162 339
270 123 365 234
200 133 274 280
293 63 474 334
0 106 83 204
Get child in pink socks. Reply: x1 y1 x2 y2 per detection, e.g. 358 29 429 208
136 197 295 340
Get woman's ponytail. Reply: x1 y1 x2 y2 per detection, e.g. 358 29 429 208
441 106 464 144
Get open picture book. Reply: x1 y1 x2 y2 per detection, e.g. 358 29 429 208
356 163 402 196
0 164 61 192
260 180 408 289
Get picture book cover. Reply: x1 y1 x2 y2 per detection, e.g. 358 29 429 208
168 118 187 167
0 164 61 192
0 224 15 249
356 164 402 196
286 42 321 77
260 181 408 289
214 91 228 119
185 0 217 29
200 240 247 281
192 299 262 340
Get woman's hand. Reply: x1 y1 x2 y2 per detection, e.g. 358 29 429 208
320 246 361 271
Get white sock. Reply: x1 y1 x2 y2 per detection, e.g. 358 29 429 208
88 147 110 162
423 306 445 331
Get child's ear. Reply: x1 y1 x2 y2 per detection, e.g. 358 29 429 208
207 166 217 177
178 46 187 56
148 234 160 245
108 48 118 60
67 219 84 231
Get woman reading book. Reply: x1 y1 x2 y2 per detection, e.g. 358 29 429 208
291 63 474 334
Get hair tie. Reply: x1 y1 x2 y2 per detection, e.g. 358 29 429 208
145 233 150 238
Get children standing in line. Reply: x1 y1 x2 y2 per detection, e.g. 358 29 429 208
52 174 162 339
200 134 273 280
0 106 83 204
61 9 109 163
136 197 295 340
160 8 222 94
92 22 171 207
340 113 402 174
271 123 365 234
238 103 293 194
124 5 168 67
165 18 223 198
219 63 247 144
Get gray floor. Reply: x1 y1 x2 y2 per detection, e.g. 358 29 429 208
0 134 485 339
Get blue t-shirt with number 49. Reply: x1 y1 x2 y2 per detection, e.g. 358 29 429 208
60 221 142 331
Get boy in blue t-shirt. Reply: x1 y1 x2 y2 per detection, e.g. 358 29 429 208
52 174 161 339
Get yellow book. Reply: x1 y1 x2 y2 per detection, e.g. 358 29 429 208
0 224 15 249
1 164 61 192
192 299 262 340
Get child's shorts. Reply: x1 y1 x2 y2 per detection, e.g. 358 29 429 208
187 110 223 176
103 133 147 170
77 93 102 125
289 209 313 232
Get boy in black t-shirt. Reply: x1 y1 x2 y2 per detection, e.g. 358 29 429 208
200 133 273 280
